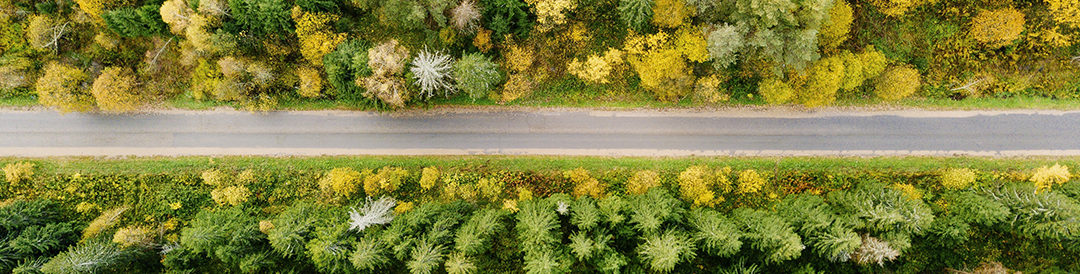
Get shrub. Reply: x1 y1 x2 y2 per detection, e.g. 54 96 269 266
481 0 532 38
637 229 695 272
420 167 441 191
453 53 503 100
36 62 92 113
565 168 605 198
940 168 977 190
818 0 852 52
292 7 346 66
567 48 624 84
360 40 411 107
970 8 1025 48
838 51 864 91
706 24 743 69
758 77 795 105
1047 0 1080 29
674 25 709 63
91 67 141 113
83 206 128 240
1031 164 1071 191
201 169 228 187
677 165 730 207
363 167 409 196
619 0 653 31
874 66 921 101
411 48 456 99
3 162 34 184
651 0 690 28
626 170 662 195
736 169 766 194
306 224 354 273
323 40 370 99
298 66 325 98
892 183 922 201
210 185 251 206
858 46 888 80
798 55 845 107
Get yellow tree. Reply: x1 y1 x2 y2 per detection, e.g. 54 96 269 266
818 0 853 53
160 0 194 35
525 0 577 30
91 67 141 113
291 6 346 66
36 62 93 112
969 8 1025 48
1047 0 1080 29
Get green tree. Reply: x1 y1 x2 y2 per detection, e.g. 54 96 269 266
323 40 371 99
618 0 653 31
482 0 533 38
730 0 834 72
226 0 294 38
453 53 504 100
102 5 167 37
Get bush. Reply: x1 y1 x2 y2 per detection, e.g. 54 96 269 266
736 169 766 194
626 170 661 195
565 168 605 198
83 206 128 240
293 7 346 66
363 167 409 196
874 66 921 101
3 162 34 184
36 62 92 113
298 66 325 98
677 165 730 207
818 1 852 52
567 49 624 84
706 24 743 69
970 8 1025 48
868 0 927 17
323 40 371 99
798 55 845 107
1047 0 1080 29
758 77 795 105
91 67 141 113
940 168 977 190
210 185 251 206
1031 164 1071 191
453 53 503 100
360 40 411 107
526 0 577 30
419 167 441 191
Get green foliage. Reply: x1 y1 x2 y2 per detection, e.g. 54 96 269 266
179 206 279 272
732 208 804 263
777 195 859 262
306 222 355 273
482 0 533 38
628 188 684 234
453 209 505 255
39 240 135 273
637 229 695 273
323 40 371 99
730 0 833 72
226 0 294 38
686 208 742 257
706 24 743 69
453 53 503 100
267 203 324 259
349 237 389 271
618 0 653 31
102 5 166 37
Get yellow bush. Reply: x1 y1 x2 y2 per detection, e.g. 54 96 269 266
503 199 519 212
736 169 766 194
201 169 228 187
236 169 257 185
112 226 153 248
868 0 928 17
1031 164 1071 191
970 8 1025 48
36 62 93 113
674 25 709 63
477 177 505 200
624 31 695 101
319 167 362 199
626 170 662 195
517 187 535 201
838 51 864 91
83 206 128 240
567 48 624 84
292 7 346 66
818 0 853 52
758 77 795 105
526 0 577 29
652 0 691 28
1047 0 1080 29
473 29 493 53
858 46 888 80
91 67 141 113
693 74 730 103
3 162 34 184
940 168 976 190
798 56 845 107
501 74 533 102
364 167 409 196
297 66 324 98
420 167 440 191
259 220 274 234
211 185 251 206
892 183 923 201
874 66 921 101
74 0 111 21
677 165 731 207
76 202 99 215
565 168 605 198
505 44 536 73
395 201 415 214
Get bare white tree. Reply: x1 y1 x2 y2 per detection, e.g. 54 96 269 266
451 0 482 34
410 48 456 99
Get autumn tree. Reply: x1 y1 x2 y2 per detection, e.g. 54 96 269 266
525 0 577 30
160 0 194 35
1047 0 1080 29
292 6 346 66
798 55 845 107
451 0 483 34
868 0 928 17
730 0 833 72
36 62 93 112
818 0 852 53
91 67 142 113
706 24 743 69
358 40 411 107
874 66 920 101
453 52 503 99
624 26 707 101
970 8 1025 48
25 15 68 52
651 0 690 28
297 66 324 98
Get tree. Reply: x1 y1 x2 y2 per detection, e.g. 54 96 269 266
758 77 795 104
36 62 92 113
451 0 483 34
706 24 743 69
453 53 503 100
292 6 346 66
359 40 411 107
651 0 690 28
160 0 194 35
798 55 844 107
874 65 920 101
102 5 167 37
226 0 293 38
91 67 142 113
410 48 456 99
25 15 67 52
567 48 624 84
482 0 533 38
1047 0 1080 29
323 40 370 99
818 0 852 52
730 0 833 72
298 66 325 98
970 8 1025 48
618 0 653 31
526 0 577 30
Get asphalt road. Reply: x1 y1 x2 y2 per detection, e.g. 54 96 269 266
1 110 1078 156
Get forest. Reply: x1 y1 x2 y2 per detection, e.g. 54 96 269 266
1 157 1078 273
0 0 1078 111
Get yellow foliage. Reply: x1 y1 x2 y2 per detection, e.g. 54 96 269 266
112 226 153 248
624 31 695 101
1031 164 1071 191
501 74 533 102
201 169 228 187
503 199 519 212
627 170 662 195
652 0 692 28
83 206 128 240
758 77 795 105
869 0 928 17
74 0 111 21
874 66 921 101
693 74 730 103
819 0 853 52
420 167 440 191
565 168 605 198
93 32 118 50
567 48 624 84
970 8 1025 48
473 29 493 53
1027 27 1073 49
477 177 505 199
319 167 363 199
298 66 324 98
185 14 215 54
858 46 888 80
259 220 274 234
211 185 251 206
677 165 731 207
1047 0 1080 29
36 62 93 113
160 0 194 35
292 7 346 66
798 56 845 107
940 168 976 190
892 183 923 201
76 202 99 214
364 167 409 196
505 44 536 73
517 187 534 201
736 169 766 194
3 162 34 184
674 25 709 63
395 201 415 214
838 51 865 91
91 67 141 113
526 0 577 29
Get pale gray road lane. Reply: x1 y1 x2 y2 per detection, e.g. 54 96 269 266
0 110 1077 156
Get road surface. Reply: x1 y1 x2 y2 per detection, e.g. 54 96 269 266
1 110 1078 156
